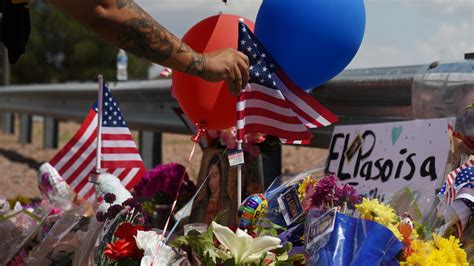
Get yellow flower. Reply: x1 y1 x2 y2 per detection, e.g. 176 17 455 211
297 177 318 200
403 234 469 266
8 196 31 207
142 201 155 214
355 198 397 227
387 223 403 241
432 234 468 265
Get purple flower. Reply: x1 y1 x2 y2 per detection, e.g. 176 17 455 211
106 204 123 219
133 163 196 206
336 184 361 208
122 198 143 213
104 193 116 204
303 175 360 212
96 211 106 222
41 173 53 193
310 175 339 209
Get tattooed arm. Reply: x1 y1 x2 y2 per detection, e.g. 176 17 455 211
48 0 249 94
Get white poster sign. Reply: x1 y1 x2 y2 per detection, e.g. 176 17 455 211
326 118 450 214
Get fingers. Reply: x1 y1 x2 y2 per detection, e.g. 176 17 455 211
226 65 238 96
237 51 249 68
233 64 243 96
236 56 249 89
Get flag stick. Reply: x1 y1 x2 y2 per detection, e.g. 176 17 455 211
237 18 246 208
237 139 242 207
95 75 104 173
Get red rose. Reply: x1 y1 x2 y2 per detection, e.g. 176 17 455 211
103 222 146 261
114 222 145 241
103 238 142 261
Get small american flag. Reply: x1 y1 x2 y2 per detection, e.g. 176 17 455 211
50 84 145 201
236 21 337 144
438 159 474 204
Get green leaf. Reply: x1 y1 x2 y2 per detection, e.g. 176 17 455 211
273 261 293 266
116 258 140 266
222 258 236 266
213 210 230 224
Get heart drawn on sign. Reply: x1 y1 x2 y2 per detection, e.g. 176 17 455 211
391 126 403 145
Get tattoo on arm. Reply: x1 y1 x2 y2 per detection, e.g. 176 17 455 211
115 0 206 76
116 0 133 9
186 52 206 76
118 18 174 62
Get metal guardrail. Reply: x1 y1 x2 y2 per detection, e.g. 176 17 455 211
1 61 473 167
0 79 186 134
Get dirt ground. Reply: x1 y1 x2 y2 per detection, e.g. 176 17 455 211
0 118 327 199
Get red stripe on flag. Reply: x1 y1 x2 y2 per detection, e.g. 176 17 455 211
125 168 146 190
241 124 312 141
50 110 96 165
68 153 96 192
82 187 96 201
102 161 145 169
237 108 304 125
240 91 291 110
58 131 97 175
102 147 140 154
102 134 134 141
117 168 132 181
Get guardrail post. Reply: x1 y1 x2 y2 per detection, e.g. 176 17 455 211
43 117 58 149
139 131 162 169
2 112 15 134
19 114 32 144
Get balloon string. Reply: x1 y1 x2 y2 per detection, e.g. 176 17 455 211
154 123 208 261
161 123 206 239
153 146 230 262
164 145 229 244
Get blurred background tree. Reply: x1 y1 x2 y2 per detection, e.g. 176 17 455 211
10 0 151 84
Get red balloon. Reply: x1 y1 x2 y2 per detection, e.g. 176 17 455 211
173 14 255 130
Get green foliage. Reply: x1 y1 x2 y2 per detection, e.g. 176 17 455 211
11 0 150 84
116 259 141 266
169 227 216 266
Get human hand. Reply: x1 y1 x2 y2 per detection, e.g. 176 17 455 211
202 48 249 96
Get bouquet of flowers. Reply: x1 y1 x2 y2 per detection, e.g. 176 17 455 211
169 215 303 265
206 127 277 158
134 163 196 228
291 174 469 265
94 172 187 266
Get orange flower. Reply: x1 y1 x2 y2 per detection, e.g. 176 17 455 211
103 222 145 261
103 239 142 261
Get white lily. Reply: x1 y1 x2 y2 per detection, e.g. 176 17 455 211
211 221 281 265
135 230 161 251
135 230 176 266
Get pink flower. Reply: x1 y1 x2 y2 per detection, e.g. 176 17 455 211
207 130 219 139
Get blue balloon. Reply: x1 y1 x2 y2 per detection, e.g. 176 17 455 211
255 0 366 90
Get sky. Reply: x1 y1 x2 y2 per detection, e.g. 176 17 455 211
136 0 474 76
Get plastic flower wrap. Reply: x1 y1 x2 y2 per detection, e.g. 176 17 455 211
306 210 403 265
136 230 182 266
0 198 45 265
